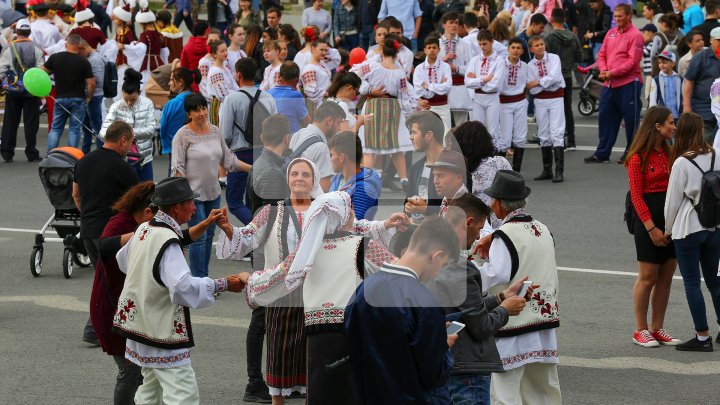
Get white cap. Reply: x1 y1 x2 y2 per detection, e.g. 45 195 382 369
113 6 132 22
16 18 31 30
75 8 95 23
135 10 155 24
711 27 720 40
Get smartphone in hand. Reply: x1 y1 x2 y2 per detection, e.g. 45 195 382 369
446 321 465 335
518 280 533 299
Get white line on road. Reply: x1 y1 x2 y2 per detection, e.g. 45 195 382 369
0 227 55 234
562 356 720 375
558 266 690 281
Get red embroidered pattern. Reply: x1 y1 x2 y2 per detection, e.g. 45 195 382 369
304 308 345 325
530 289 559 320
507 64 518 86
114 298 136 325
525 222 543 237
125 347 191 365
502 350 558 366
365 240 396 267
301 70 317 85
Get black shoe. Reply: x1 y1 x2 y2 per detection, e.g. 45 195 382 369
675 336 713 352
28 157 42 162
534 147 553 181
552 147 564 183
243 382 272 403
400 178 409 196
616 153 628 164
285 391 306 399
3 157 13 163
82 335 100 346
584 155 610 163
716 332 720 344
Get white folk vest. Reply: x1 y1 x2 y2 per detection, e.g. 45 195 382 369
112 221 193 349
488 217 559 338
303 233 363 333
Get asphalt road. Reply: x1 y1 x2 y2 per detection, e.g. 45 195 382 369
1 100 719 404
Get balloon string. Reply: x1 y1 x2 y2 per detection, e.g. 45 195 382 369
48 96 102 141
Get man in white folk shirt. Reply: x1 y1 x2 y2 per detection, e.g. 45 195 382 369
462 11 509 59
473 170 562 405
466 29 505 147
414 35 453 135
438 11 472 127
113 177 249 404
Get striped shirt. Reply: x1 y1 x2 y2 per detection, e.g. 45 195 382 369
642 43 653 76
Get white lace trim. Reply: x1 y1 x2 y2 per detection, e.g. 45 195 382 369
267 385 306 397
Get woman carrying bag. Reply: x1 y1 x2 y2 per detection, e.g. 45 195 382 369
664 112 720 352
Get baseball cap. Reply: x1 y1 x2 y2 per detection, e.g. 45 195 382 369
656 50 676 63
16 18 30 30
640 24 657 33
711 27 720 40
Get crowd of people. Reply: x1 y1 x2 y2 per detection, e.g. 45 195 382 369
2 0 720 403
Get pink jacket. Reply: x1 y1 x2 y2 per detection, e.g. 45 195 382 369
597 24 644 88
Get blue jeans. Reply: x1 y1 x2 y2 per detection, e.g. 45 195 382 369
447 373 491 405
82 95 104 154
226 148 259 224
338 34 359 52
188 196 221 278
359 31 374 51
47 98 87 153
594 80 641 159
173 11 194 31
674 229 720 332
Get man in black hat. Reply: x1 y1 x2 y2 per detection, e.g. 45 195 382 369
473 170 562 404
425 149 470 218
114 176 250 405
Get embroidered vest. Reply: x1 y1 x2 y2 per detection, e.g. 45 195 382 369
303 233 364 333
112 221 193 349
488 218 559 338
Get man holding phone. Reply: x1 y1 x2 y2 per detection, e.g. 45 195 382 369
344 217 460 404
428 194 531 404
474 170 562 404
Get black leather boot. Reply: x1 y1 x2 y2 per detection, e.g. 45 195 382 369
534 147 553 181
553 146 564 183
512 147 524 172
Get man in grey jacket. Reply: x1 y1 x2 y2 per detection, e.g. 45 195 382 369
544 8 582 149
427 194 529 405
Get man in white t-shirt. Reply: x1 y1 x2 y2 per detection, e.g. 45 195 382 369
288 101 346 192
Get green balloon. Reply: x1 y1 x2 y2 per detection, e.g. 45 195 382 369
23 67 52 98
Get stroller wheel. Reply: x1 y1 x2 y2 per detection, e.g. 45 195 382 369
578 99 594 116
593 97 600 112
73 252 92 268
30 247 43 277
63 249 73 279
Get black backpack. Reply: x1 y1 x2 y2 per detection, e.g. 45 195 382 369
234 89 271 148
103 61 118 98
685 151 720 228
282 135 324 172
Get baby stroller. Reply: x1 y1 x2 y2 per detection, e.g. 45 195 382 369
31 147 92 278
577 66 603 117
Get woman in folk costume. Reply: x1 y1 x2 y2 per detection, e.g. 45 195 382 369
106 0 142 101
135 2 167 88
197 28 222 101
156 10 183 64
205 40 238 125
299 38 332 115
351 37 419 190
240 191 402 404
293 25 340 72
70 3 107 49
260 39 282 91
365 25 413 79
226 23 247 75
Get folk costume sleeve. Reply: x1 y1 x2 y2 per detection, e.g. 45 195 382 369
216 204 272 260
481 57 507 93
464 56 484 89
160 243 218 308
478 237 513 293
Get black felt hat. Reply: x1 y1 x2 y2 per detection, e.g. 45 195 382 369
483 170 531 201
151 177 198 205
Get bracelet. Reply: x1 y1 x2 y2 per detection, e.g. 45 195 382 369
647 226 656 233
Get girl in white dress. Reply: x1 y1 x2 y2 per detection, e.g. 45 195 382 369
197 29 222 102
226 23 247 75
351 38 419 185
294 26 341 72
300 39 333 117
206 40 239 126
260 40 282 91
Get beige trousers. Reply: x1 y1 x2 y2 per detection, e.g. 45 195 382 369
490 362 562 405
134 364 200 405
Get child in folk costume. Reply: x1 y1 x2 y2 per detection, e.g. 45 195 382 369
135 3 167 88
294 25 341 72
108 0 143 101
70 5 106 49
527 35 565 183
352 38 419 188
466 29 505 148
206 40 239 125
197 28 222 101
413 36 453 134
260 40 282 91
366 22 413 78
499 38 534 172
226 23 247 75
53 3 76 37
383 20 415 78
438 11 472 126
300 39 333 116
156 10 183 63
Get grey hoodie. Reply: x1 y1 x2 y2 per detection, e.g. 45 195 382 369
544 28 583 77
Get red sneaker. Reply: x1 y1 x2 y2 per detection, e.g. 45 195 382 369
633 330 660 347
651 329 682 346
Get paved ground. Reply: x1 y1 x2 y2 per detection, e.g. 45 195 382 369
2 93 720 404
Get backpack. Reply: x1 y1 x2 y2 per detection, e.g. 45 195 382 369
282 134 324 172
685 151 720 228
624 190 637 234
1 41 31 96
103 61 118 98
233 89 271 148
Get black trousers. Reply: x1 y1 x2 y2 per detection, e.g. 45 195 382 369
247 306 267 384
0 94 40 161
563 76 575 141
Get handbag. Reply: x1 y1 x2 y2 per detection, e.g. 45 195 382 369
624 190 637 234
0 41 30 97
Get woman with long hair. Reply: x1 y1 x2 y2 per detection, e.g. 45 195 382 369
244 24 265 82
160 67 201 164
278 24 302 61
260 40 283 90
294 25 341 71
100 69 157 181
197 28 223 100
206 40 239 125
236 0 262 29
447 121 512 228
489 11 514 44
300 39 334 115
227 23 248 74
326 70 365 133
665 112 720 351
625 106 681 347
171 93 250 278
89 181 221 404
